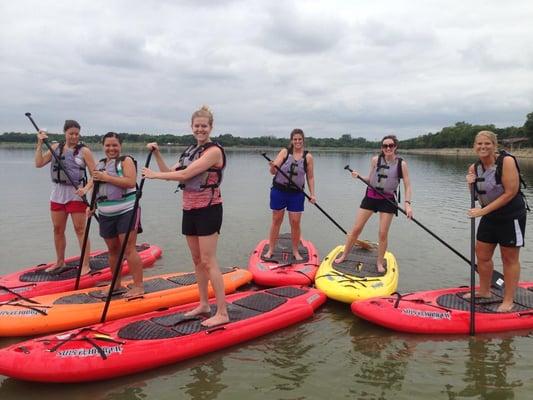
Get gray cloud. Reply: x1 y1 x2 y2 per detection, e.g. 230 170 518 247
1 0 533 140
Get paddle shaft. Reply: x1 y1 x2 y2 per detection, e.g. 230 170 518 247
261 153 347 234
25 112 92 207
100 151 153 323
74 182 99 290
343 165 505 289
469 184 476 336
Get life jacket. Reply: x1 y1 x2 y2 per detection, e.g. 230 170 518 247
272 148 308 192
474 150 529 211
368 154 403 200
95 155 137 203
176 142 225 193
50 142 87 186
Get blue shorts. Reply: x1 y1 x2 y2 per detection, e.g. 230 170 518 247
270 187 305 212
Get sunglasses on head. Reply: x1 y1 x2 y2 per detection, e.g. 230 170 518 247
381 143 396 149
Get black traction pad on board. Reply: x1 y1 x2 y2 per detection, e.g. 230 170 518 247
331 246 387 278
117 288 304 340
436 286 533 313
19 244 150 282
260 233 310 264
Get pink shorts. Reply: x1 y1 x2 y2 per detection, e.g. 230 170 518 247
50 201 87 214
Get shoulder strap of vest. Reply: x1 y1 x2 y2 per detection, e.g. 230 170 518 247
303 150 309 173
179 143 198 161
495 150 526 188
57 141 66 156
281 147 291 166
201 141 226 170
377 153 386 168
117 155 138 172
397 157 403 180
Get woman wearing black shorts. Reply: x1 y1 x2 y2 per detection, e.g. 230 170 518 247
142 105 228 327
335 135 413 272
466 130 527 312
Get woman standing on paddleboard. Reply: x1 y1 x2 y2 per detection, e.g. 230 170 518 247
34 120 96 275
142 105 228 327
335 135 413 272
87 132 145 298
466 130 527 312
264 129 316 261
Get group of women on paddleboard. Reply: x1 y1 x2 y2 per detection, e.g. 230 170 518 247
33 109 527 328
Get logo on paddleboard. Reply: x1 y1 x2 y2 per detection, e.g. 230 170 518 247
402 308 451 320
0 310 39 316
56 345 123 358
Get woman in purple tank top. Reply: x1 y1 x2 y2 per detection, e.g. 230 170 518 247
335 135 413 272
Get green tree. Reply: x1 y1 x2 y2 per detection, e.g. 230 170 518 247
524 112 533 141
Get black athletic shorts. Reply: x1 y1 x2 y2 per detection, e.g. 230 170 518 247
360 196 398 215
477 214 526 247
99 208 142 239
182 203 223 236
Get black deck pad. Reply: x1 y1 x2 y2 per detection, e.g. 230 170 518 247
119 320 181 340
53 293 101 305
332 247 387 278
266 286 308 298
128 278 180 294
436 286 533 313
260 233 309 264
117 291 286 340
19 244 150 283
167 267 234 286
233 292 287 313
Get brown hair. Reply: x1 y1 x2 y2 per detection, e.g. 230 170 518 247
101 131 122 144
380 134 399 155
63 120 81 132
288 128 305 152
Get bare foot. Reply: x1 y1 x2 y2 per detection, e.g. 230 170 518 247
185 304 211 317
45 264 67 273
462 291 491 300
376 264 386 273
124 285 144 298
496 303 515 312
293 252 303 261
334 253 346 264
201 313 230 327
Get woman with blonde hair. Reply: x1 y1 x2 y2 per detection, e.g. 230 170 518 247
142 106 228 327
466 130 527 312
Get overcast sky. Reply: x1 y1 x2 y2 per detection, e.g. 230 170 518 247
1 0 532 139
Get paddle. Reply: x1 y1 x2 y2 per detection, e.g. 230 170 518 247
469 184 476 336
25 112 94 211
343 165 505 289
261 153 372 250
100 150 153 323
73 182 99 290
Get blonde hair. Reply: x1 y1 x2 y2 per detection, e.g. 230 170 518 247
191 105 214 126
474 130 498 147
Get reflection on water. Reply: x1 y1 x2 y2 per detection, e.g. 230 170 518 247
184 358 227 400
444 337 520 400
2 149 533 399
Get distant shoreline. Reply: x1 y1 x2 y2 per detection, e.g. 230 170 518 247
2 142 533 159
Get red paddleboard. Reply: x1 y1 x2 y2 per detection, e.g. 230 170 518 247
0 243 162 302
351 283 533 334
248 233 319 286
0 286 326 382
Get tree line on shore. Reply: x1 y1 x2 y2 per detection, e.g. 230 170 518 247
2 112 532 149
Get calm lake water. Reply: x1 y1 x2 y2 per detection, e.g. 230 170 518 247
1 147 533 399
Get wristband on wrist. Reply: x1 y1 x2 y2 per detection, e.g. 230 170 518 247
405 200 411 205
